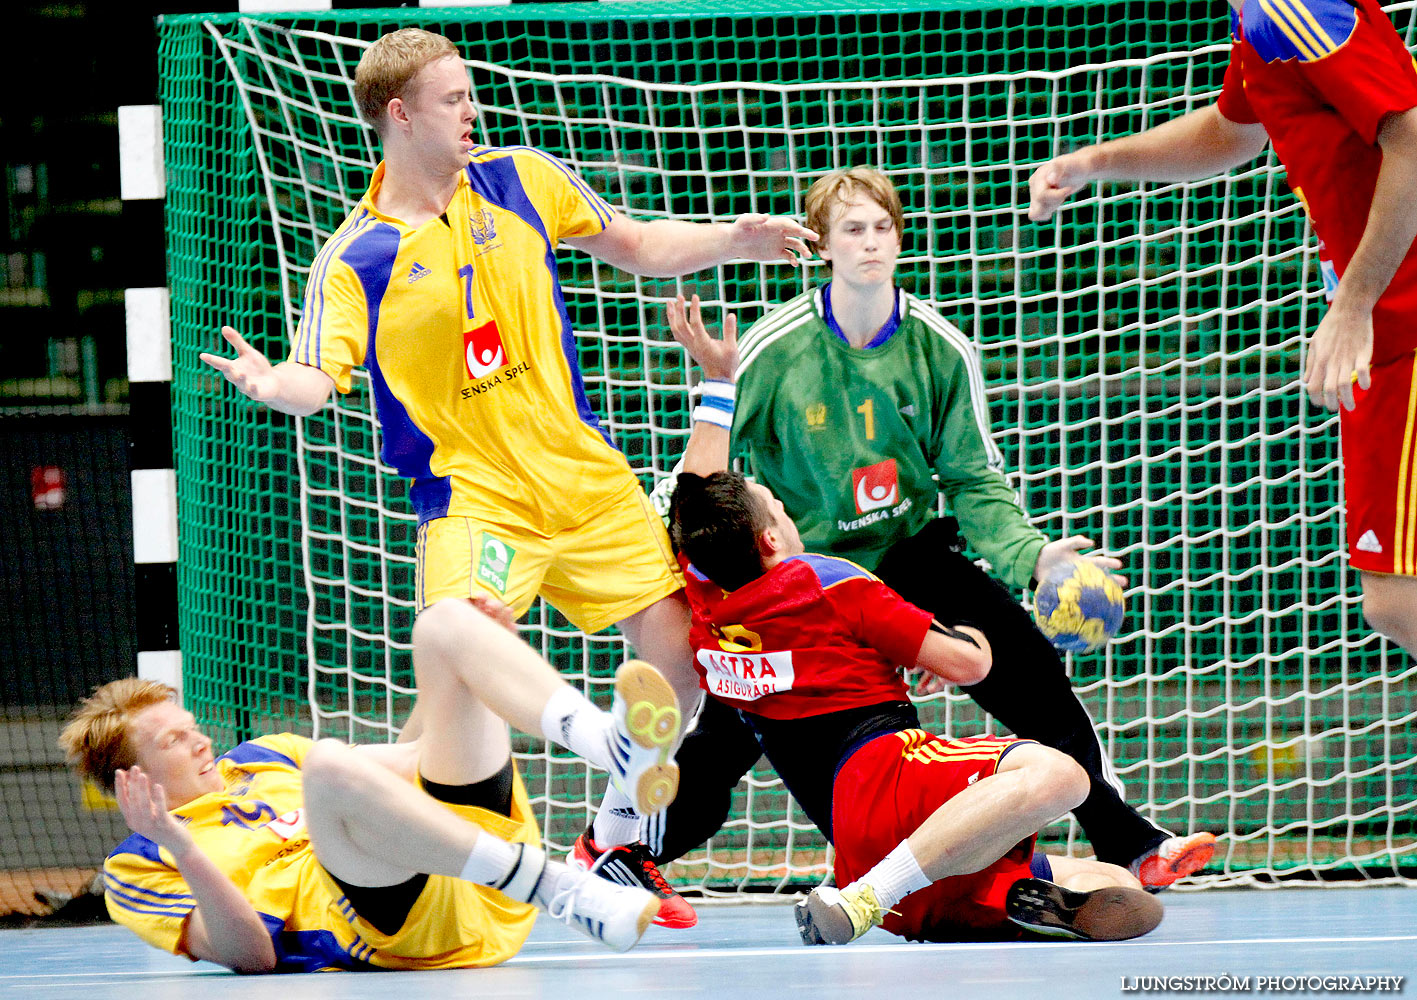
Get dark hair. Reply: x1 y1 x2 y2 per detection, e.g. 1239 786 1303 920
670 471 772 591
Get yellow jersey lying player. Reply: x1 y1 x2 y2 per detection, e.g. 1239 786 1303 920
60 599 683 973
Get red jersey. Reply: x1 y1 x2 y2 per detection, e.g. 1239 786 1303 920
680 551 934 720
1217 0 1417 364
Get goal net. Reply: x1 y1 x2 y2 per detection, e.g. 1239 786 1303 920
158 0 1417 892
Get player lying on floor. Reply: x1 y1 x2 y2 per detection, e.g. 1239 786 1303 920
59 597 682 973
664 295 1163 944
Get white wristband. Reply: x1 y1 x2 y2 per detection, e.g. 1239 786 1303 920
693 378 735 429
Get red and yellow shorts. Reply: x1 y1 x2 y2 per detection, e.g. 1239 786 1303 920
832 730 1037 941
1342 349 1417 576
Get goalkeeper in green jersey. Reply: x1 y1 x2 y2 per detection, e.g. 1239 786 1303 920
628 167 1214 892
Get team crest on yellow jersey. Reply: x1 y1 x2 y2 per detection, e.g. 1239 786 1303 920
471 209 498 246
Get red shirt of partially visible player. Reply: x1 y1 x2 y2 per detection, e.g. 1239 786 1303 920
1212 0 1417 359
679 551 933 720
1217 0 1417 363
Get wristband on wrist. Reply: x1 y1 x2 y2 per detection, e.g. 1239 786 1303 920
692 378 735 429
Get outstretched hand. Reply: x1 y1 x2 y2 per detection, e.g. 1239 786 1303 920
200 327 280 403
1026 151 1095 222
667 294 739 382
1033 535 1126 589
114 766 192 854
727 213 820 266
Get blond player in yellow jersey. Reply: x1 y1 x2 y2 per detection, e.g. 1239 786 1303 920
201 28 815 926
60 598 687 972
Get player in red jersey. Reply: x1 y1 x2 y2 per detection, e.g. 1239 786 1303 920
1028 0 1417 657
664 296 1163 943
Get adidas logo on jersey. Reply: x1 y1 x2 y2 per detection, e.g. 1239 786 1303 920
408 262 431 283
899 404 916 417
1356 530 1383 554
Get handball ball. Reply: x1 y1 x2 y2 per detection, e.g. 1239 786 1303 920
1033 559 1125 654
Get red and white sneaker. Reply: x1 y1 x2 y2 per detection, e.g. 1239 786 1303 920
570 829 698 929
1132 832 1217 890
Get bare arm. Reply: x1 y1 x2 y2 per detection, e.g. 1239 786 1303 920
666 294 738 475
566 213 817 277
115 767 276 974
1304 106 1417 411
1028 104 1271 221
914 623 992 687
200 326 334 417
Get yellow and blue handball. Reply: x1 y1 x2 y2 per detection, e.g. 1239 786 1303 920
1032 559 1126 654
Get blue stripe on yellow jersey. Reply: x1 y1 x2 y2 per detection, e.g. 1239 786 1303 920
104 875 195 916
1245 0 1358 62
104 872 192 903
220 742 300 770
110 831 166 866
300 210 377 369
288 147 640 534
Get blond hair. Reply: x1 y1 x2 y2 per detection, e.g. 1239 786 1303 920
58 678 176 793
804 167 905 257
354 28 460 132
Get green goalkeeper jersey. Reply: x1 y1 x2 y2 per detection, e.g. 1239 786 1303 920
733 286 1047 590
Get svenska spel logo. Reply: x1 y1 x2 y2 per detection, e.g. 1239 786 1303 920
851 458 898 513
464 320 507 378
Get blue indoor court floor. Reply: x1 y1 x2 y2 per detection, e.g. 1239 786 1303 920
2 887 1413 1000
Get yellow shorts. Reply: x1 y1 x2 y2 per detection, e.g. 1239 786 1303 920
320 767 541 971
415 483 683 633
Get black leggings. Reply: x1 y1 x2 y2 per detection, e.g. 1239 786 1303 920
327 758 515 936
651 519 1165 867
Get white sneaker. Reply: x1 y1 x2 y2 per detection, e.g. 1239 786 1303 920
608 660 681 815
541 859 658 952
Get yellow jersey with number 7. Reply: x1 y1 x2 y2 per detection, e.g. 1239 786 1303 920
288 147 639 534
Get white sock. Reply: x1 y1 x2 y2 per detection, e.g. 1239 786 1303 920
540 686 613 770
591 788 642 848
459 834 520 886
529 858 576 911
460 837 553 905
854 841 931 910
